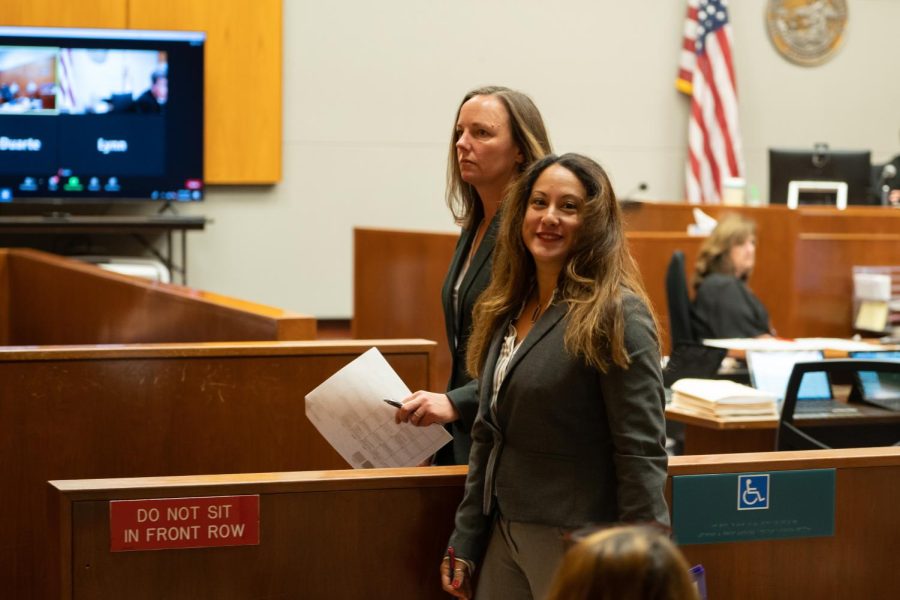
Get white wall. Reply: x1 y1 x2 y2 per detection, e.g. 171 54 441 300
179 0 900 318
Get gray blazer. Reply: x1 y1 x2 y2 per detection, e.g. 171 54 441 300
448 293 670 563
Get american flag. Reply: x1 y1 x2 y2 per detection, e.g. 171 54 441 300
677 0 743 204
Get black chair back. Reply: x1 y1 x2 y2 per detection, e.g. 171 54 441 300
665 250 695 347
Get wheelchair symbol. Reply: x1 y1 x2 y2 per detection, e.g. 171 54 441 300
737 474 770 510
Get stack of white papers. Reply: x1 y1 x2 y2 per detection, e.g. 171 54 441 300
670 378 778 419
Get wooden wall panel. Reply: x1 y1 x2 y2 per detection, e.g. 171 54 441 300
0 0 126 27
1 339 437 600
798 206 900 234
794 234 900 337
128 0 282 183
354 228 457 389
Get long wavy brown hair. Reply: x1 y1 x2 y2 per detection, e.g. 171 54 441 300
445 86 552 230
466 153 657 376
692 213 756 291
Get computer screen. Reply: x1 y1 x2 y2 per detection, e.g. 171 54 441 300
768 147 873 205
848 351 900 401
0 26 204 203
747 350 832 401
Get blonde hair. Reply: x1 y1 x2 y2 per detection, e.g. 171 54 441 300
466 154 657 376
545 525 700 600
445 86 552 229
692 213 756 291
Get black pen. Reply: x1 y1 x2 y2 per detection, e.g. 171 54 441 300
383 398 403 409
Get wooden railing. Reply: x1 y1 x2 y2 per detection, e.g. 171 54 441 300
49 447 900 599
1 339 437 600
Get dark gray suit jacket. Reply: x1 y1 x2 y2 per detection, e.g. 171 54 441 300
448 294 670 564
435 214 500 465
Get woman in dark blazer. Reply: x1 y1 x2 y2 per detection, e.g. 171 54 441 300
394 86 551 465
690 213 773 339
441 154 669 599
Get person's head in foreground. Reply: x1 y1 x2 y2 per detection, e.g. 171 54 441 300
544 525 700 600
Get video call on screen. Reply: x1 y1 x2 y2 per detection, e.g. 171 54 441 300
0 33 203 201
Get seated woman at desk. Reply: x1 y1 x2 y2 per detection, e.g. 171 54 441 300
691 213 774 339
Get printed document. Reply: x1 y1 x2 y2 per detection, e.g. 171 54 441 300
305 347 452 468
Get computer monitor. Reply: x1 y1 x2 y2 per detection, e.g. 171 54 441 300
0 26 204 204
768 147 873 206
847 350 900 405
747 350 832 401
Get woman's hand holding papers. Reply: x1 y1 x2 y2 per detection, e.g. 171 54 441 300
393 391 459 427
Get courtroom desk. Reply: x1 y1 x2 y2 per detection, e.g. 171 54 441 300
797 205 900 234
49 448 900 600
666 405 778 454
0 338 437 600
620 202 900 234
667 402 900 454
621 201 794 234
0 247 316 344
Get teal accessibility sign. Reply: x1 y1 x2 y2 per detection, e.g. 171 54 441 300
673 469 835 545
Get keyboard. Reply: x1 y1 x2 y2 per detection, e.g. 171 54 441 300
861 397 900 412
794 399 860 416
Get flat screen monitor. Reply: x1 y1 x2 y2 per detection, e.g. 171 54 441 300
0 26 204 204
746 350 832 402
847 351 900 406
768 147 873 206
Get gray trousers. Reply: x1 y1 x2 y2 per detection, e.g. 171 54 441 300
474 515 568 600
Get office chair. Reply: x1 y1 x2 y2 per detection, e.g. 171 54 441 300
665 250 696 348
776 359 900 451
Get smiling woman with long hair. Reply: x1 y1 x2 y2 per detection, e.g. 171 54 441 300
440 154 669 600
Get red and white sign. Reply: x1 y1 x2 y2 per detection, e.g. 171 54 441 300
109 495 260 552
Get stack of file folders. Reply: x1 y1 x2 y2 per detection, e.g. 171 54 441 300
670 378 779 419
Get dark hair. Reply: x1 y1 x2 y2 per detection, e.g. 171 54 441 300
466 153 658 375
446 86 552 229
545 525 700 600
